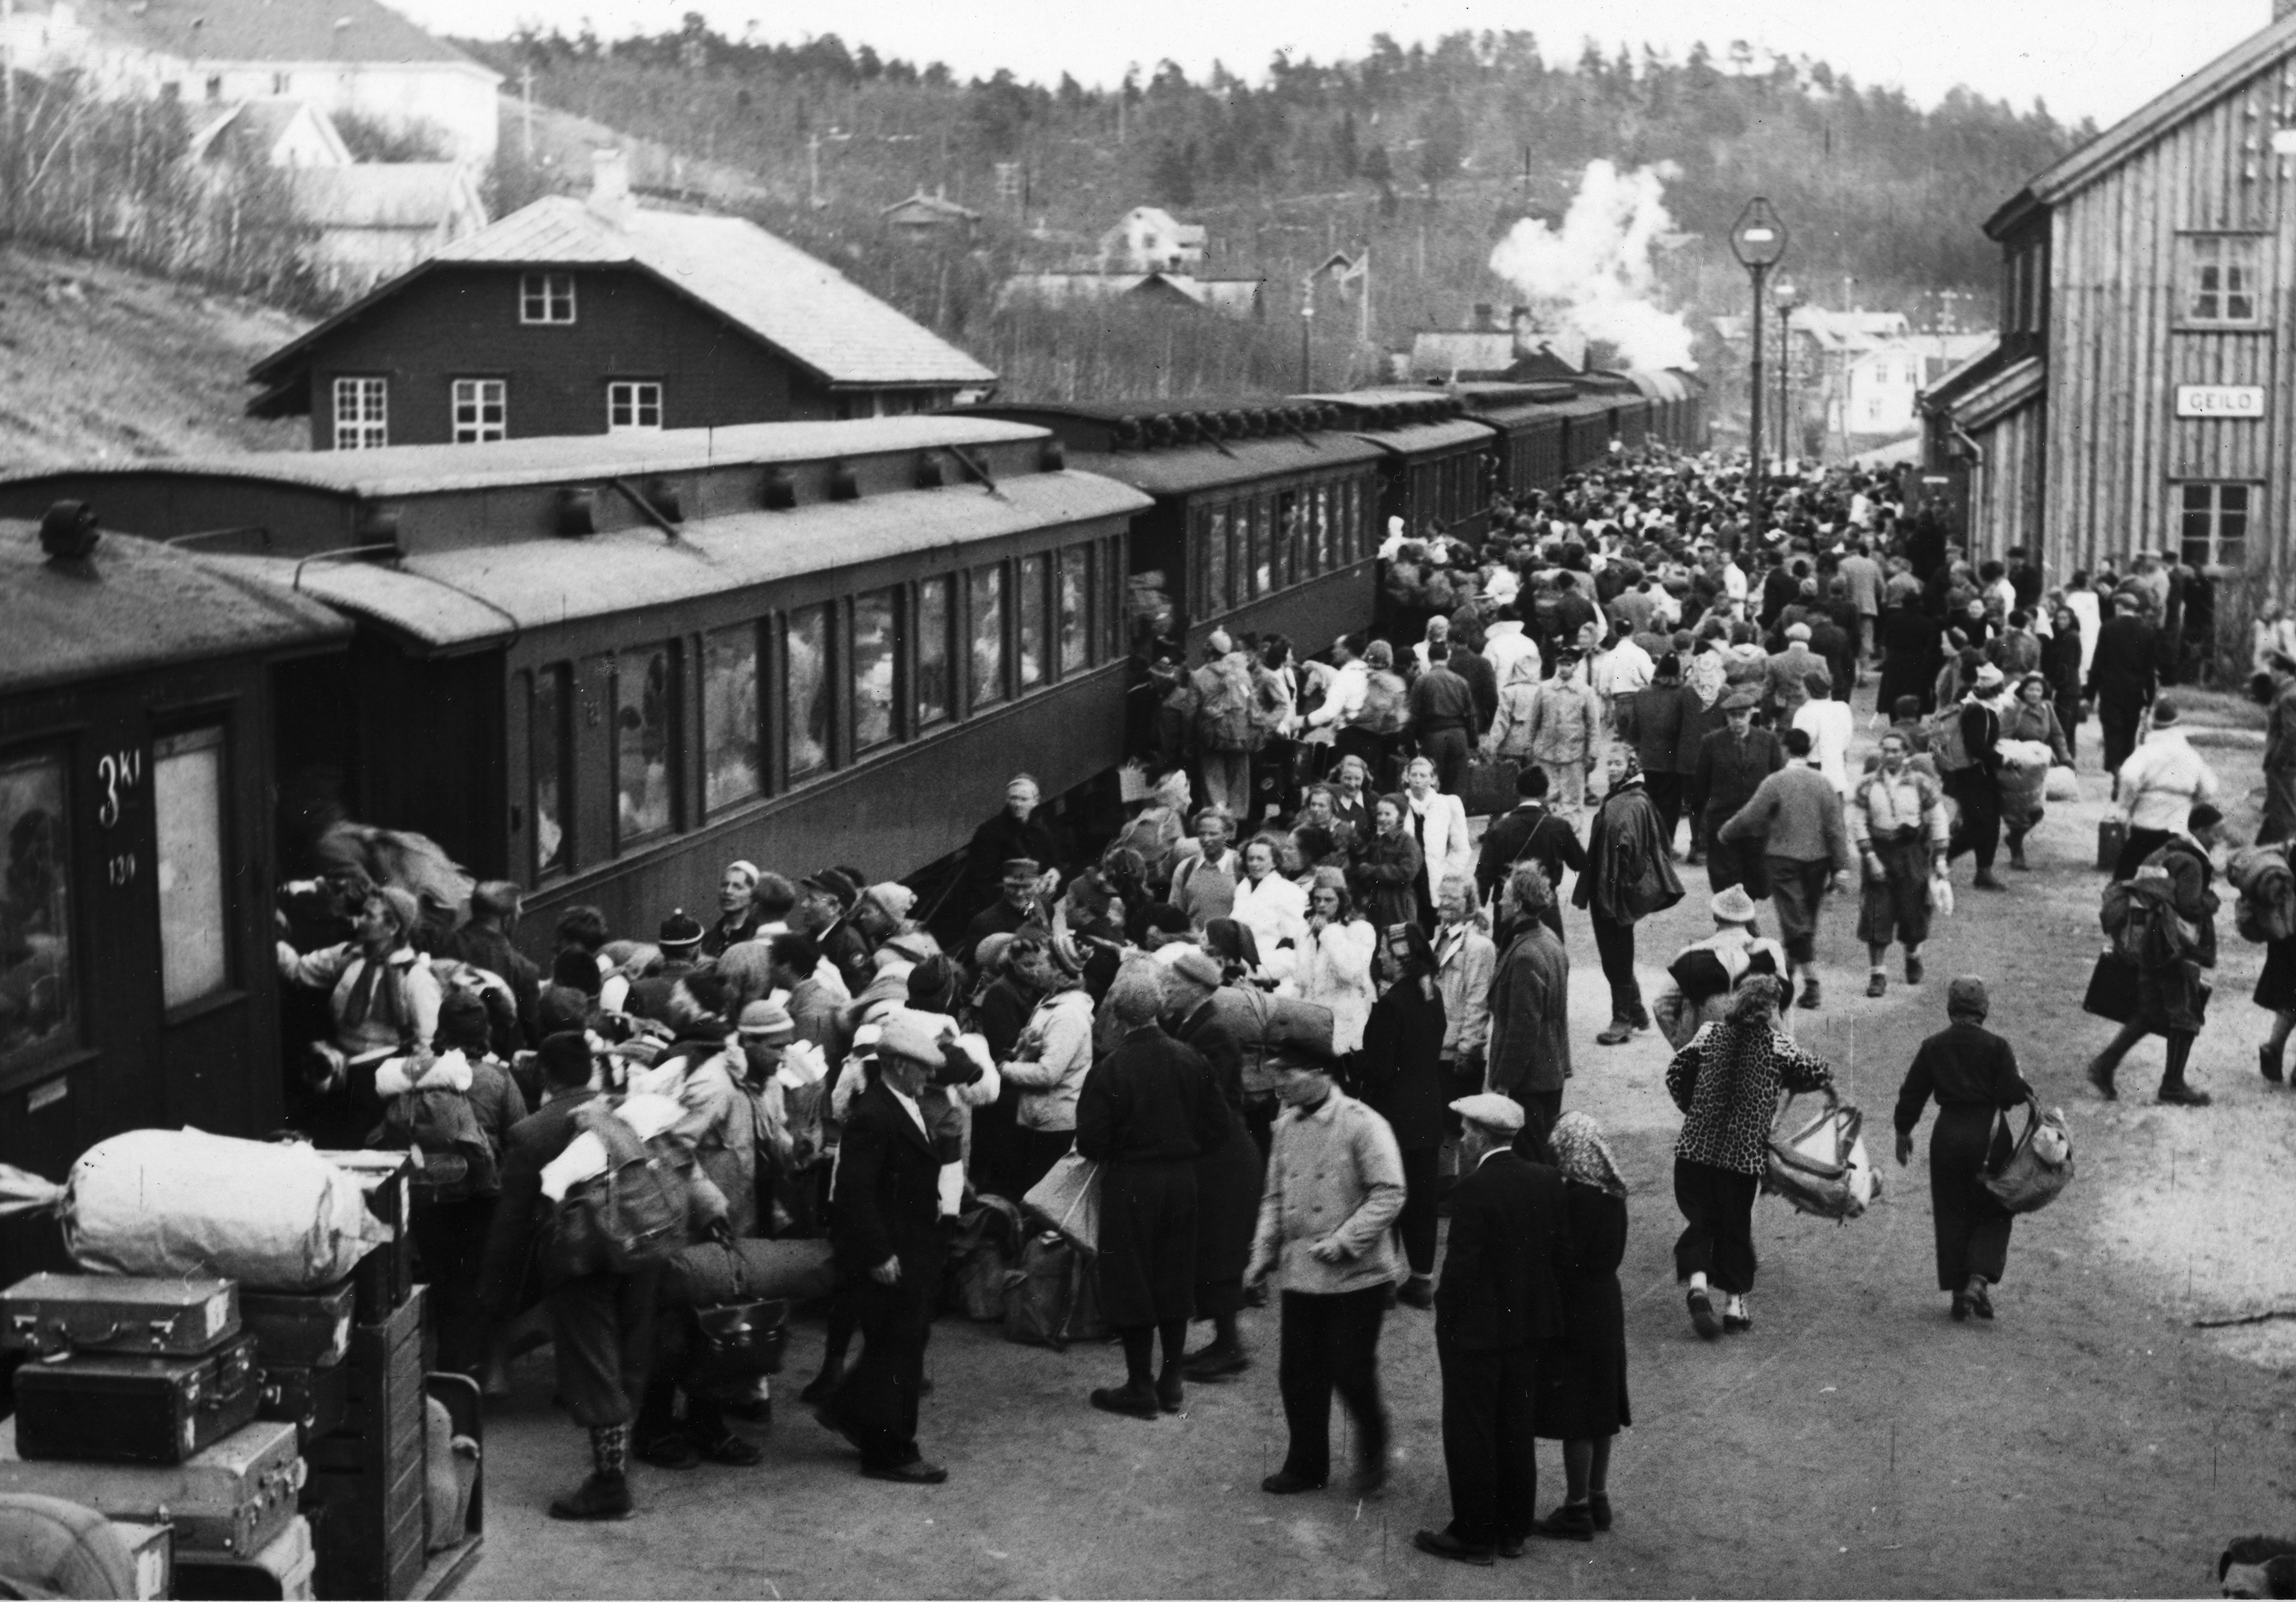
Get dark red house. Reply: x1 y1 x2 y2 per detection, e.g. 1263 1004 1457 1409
248 154 998 449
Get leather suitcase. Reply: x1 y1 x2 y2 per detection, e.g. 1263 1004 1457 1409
240 1281 354 1369
1 1273 240 1359
314 1152 412 1322
0 1417 305 1557
259 1360 352 1451
14 1332 261 1464
176 1513 316 1601
109 1522 173 1602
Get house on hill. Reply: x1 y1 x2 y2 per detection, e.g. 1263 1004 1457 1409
1 0 501 167
187 97 349 168
1100 207 1205 273
881 189 981 246
246 151 998 449
1929 1 2296 585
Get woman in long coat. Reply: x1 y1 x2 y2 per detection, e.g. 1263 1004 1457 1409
1572 749 1686 1045
2041 603 2086 765
1892 976 2032 1321
1533 1111 1632 1540
1999 672 2074 870
1353 922 1447 1308
1161 949 1267 1379
1347 795 1424 937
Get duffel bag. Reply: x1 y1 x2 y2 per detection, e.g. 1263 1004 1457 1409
1003 1230 1077 1349
942 1195 1025 1322
660 1236 835 1309
1981 1097 2074 1215
1761 1092 1876 1221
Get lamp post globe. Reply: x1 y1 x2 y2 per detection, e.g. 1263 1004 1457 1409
1729 198 1789 514
1772 281 1802 472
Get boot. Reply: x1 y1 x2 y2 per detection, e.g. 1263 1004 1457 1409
1595 1017 1634 1046
2262 1045 2285 1085
2008 839 2029 871
1973 869 2006 890
632 1381 698 1470
2158 1033 2211 1107
550 1424 634 1521
1797 974 1821 1010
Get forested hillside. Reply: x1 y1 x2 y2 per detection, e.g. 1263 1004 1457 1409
468 21 2089 402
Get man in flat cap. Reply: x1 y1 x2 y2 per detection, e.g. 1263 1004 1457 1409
1414 1093 1567 1566
1692 688 1785 899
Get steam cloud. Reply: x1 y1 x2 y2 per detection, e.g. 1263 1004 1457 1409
1488 159 1697 372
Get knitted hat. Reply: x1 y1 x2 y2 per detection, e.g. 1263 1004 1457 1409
1946 975 1989 1021
1166 947 1224 990
1710 885 1761 924
658 909 704 950
736 998 796 1042
2150 699 2180 726
861 882 918 922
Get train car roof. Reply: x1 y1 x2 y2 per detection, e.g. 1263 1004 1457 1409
1 520 347 695
0 415 1049 502
1058 433 1387 496
200 470 1150 654
1290 389 1495 452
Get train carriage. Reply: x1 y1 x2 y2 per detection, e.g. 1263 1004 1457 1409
0 515 346 1279
1294 389 1500 546
0 419 1150 945
1452 382 1577 501
958 399 1387 661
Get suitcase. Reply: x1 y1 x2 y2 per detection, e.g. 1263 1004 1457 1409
240 1282 354 1369
176 1513 316 1601
2098 814 2128 872
314 1152 412 1323
0 1417 305 1557
258 1360 351 1451
1 1273 240 1359
110 1522 173 1602
14 1332 262 1464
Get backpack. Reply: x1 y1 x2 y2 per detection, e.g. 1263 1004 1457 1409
2102 879 2196 972
380 1060 500 1205
1667 946 1736 1005
544 1100 691 1280
1194 659 1257 752
1927 702 1975 773
2231 846 2296 944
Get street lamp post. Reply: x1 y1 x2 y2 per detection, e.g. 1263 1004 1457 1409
1730 198 1789 517
1774 279 1802 474
1299 279 1316 393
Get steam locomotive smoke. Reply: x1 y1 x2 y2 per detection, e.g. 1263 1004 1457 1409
1487 159 1697 371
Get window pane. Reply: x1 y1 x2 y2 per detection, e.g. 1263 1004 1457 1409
853 589 898 752
1273 492 1298 589
1058 548 1089 674
1017 554 1049 689
702 625 761 813
785 607 832 778
533 666 570 876
2181 493 2214 570
1203 508 1228 616
1102 539 1124 661
332 377 386 450
0 751 73 1067
451 379 504 444
154 727 227 1010
616 644 674 842
917 577 952 726
970 566 1006 708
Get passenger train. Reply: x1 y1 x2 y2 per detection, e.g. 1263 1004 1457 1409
0 369 1699 1277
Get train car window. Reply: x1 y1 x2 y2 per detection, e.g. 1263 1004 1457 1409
1202 507 1229 615
615 642 677 842
968 566 1006 710
1245 500 1268 599
1102 539 1125 661
1017 555 1049 690
852 589 898 752
784 609 833 780
533 665 572 877
153 726 229 1011
1314 485 1334 572
0 750 73 1070
916 576 952 727
1273 492 1299 590
1057 547 1089 675
701 624 763 813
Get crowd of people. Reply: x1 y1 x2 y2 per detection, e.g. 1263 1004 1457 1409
262 441 2286 1557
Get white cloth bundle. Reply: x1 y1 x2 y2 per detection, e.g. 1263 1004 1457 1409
376 1049 474 1098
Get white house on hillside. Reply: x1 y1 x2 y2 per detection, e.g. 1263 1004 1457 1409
1100 207 1205 273
2 0 502 167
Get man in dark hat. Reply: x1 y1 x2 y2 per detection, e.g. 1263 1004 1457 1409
962 774 1057 925
961 858 1044 968
1692 688 1785 898
447 881 542 1049
797 869 874 996
2088 591 2159 793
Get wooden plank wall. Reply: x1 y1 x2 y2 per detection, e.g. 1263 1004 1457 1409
2047 44 2296 596
1970 400 2045 563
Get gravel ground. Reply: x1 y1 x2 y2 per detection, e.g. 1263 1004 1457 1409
459 684 2296 1599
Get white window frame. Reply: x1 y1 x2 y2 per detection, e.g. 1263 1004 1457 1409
2183 235 2264 327
331 377 387 450
2178 481 2253 570
449 378 506 444
519 272 576 325
607 381 663 432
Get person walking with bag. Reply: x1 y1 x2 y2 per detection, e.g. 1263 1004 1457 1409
1249 1058 1408 1497
1411 1094 1566 1567
1892 977 2032 1323
1575 748 1687 1044
1850 733 1949 999
1664 976 1837 1340
2087 804 2227 1108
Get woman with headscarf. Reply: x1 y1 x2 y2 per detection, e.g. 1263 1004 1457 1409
1283 869 1376 1055
1353 922 1447 1310
1664 975 1837 1339
1892 976 2032 1321
1999 672 2073 871
702 861 766 957
1533 1110 1632 1540
2042 602 2086 765
1574 748 1686 1046
1346 795 1423 938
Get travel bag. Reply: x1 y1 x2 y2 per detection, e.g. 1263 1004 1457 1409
1 1273 240 1360
173 1513 314 1602
2097 815 2128 872
314 1151 413 1322
0 1418 305 1558
670 1240 789 1391
658 1237 835 1309
1022 1150 1102 1252
2081 947 2140 1023
13 1333 261 1465
1000 1231 1106 1349
238 1281 354 1369
1761 1092 1878 1221
1982 1097 2076 1215
256 1360 351 1451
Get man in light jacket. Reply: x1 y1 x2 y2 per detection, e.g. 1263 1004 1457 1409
1249 1058 1407 1498
1719 727 1855 1011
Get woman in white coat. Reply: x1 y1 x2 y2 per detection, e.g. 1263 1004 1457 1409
1230 835 1310 959
1281 868 1377 1054
1400 756 1473 932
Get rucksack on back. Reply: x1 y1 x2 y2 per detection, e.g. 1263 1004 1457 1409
380 1061 500 1204
1928 704 1974 772
546 1100 691 1280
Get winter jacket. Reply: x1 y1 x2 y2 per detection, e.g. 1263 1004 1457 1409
1248 1088 1407 1295
1000 987 1098 1132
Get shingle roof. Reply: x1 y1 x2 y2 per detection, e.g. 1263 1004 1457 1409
68 0 487 71
288 194 993 388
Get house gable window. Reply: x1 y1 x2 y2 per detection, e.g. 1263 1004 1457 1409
2183 235 2262 326
331 377 387 450
519 272 575 325
607 382 663 432
450 378 505 443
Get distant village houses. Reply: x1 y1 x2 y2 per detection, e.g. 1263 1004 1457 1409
1714 305 1993 450
880 189 981 246
1001 204 1262 319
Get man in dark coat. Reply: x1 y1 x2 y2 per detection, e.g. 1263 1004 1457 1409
1692 689 1785 898
445 880 541 1049
476 1033 654 1522
1474 766 1584 943
820 1011 953 1482
961 774 1058 926
1413 1093 1568 1566
2088 594 2160 793
1408 646 1479 797
1074 964 1228 1417
1163 950 1264 1380
1575 749 1686 1043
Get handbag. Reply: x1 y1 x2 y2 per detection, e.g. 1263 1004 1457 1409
2081 947 2139 1023
678 1239 789 1391
1761 1091 1876 1221
1022 1149 1102 1253
1981 1097 2074 1214
1462 756 1520 818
